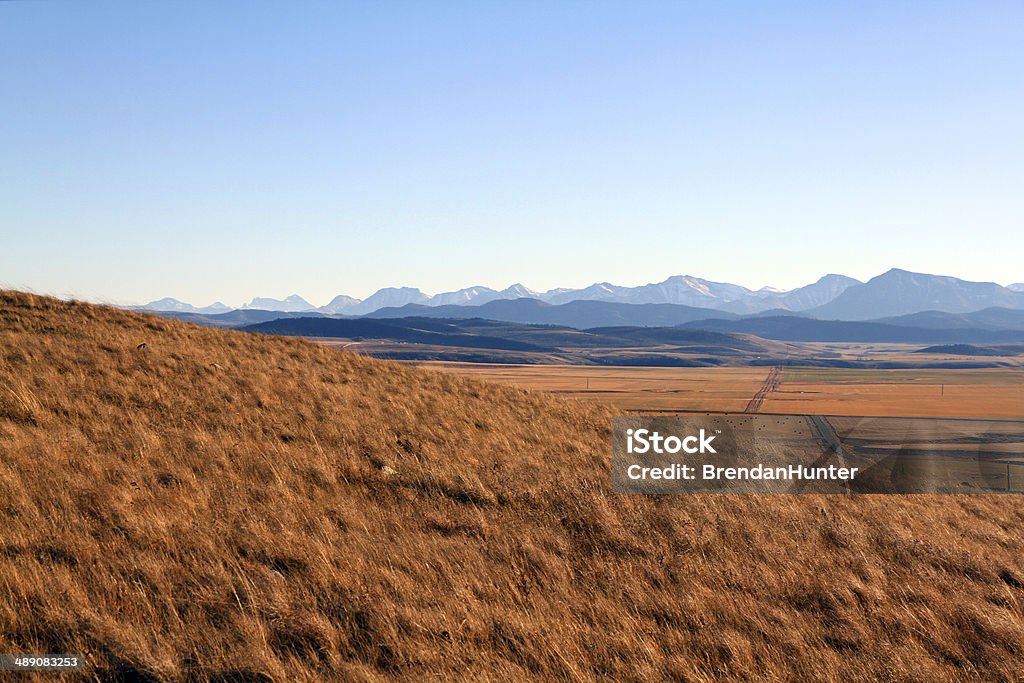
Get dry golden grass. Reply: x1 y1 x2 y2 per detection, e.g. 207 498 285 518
2 291 1024 681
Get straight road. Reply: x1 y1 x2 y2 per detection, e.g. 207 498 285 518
744 366 782 413
806 414 853 493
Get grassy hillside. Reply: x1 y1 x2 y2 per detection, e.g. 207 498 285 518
1 290 1023 681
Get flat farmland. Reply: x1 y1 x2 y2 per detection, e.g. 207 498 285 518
764 368 1024 418
416 363 770 412
416 363 1024 418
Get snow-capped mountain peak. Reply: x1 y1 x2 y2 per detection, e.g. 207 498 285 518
499 283 540 299
347 287 430 315
142 272 884 317
241 295 316 312
427 286 501 307
320 294 363 314
141 298 232 314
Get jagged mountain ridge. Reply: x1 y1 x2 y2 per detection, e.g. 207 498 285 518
240 294 316 312
140 297 232 315
139 269 1024 318
810 269 1024 320
141 274 862 315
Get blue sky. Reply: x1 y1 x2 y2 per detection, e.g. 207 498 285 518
2 1 1022 306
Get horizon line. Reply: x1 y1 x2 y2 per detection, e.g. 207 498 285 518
6 266 1024 310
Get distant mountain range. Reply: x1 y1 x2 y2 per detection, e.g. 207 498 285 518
232 305 1024 346
808 269 1024 320
137 268 1024 321
139 297 233 315
366 299 740 328
240 294 317 312
239 315 1024 367
873 307 1024 331
241 317 772 366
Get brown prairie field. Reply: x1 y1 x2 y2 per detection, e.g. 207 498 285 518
417 363 772 412
764 368 1024 418
419 362 1024 419
3 291 1024 681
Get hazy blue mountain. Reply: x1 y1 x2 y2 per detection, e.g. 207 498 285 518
500 283 540 299
241 295 316 312
742 308 812 318
871 307 1024 331
140 298 232 314
149 309 328 327
809 269 1024 320
533 274 860 313
762 274 861 311
347 287 430 315
423 284 544 307
203 302 233 314
679 315 1024 343
143 270 1018 319
319 294 362 314
541 282 633 305
145 272 860 317
240 316 765 359
243 317 549 352
142 297 194 312
913 344 1024 356
541 275 755 308
427 286 502 307
365 297 737 328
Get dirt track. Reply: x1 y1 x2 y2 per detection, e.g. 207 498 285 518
744 366 782 413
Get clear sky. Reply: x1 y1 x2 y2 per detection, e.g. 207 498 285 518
2 1 1022 307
